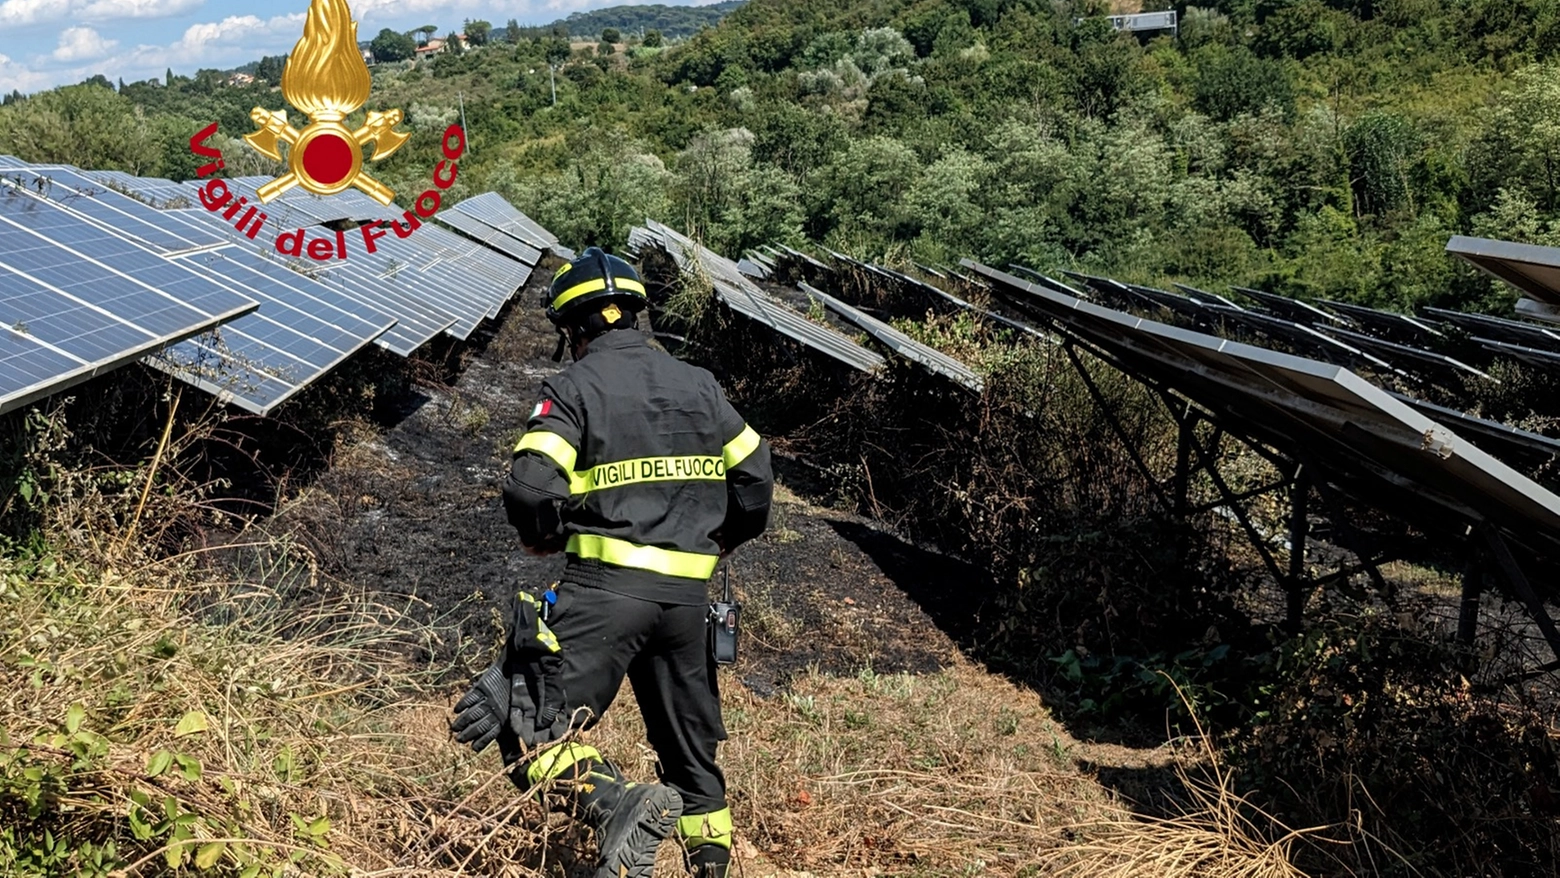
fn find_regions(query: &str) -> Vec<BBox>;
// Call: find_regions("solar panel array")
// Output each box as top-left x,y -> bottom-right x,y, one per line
1,158 -> 565,416
627,222 -> 885,373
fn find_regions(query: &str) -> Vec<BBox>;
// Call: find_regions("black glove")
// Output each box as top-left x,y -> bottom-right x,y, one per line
451,662 -> 520,759
451,588 -> 566,760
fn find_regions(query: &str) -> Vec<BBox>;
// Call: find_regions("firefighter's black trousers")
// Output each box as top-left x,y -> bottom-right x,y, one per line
513,581 -> 728,817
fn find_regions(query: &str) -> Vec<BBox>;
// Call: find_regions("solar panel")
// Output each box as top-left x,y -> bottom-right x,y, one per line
1230,285 -> 1344,326
634,221 -> 885,373
230,193 -> 488,339
0,168 -> 226,254
1421,306 -> 1560,352
0,200 -> 257,414
0,193 -> 257,336
435,209 -> 544,266
1316,324 -> 1496,385
1318,298 -> 1445,345
148,249 -> 397,415
447,193 -> 560,253
164,197 -> 454,354
1474,337 -> 1560,374
1170,283 -> 1248,311
962,260 -> 1560,559
1392,393 -> 1560,475
1447,235 -> 1560,325
1187,304 -> 1403,376
800,283 -> 983,392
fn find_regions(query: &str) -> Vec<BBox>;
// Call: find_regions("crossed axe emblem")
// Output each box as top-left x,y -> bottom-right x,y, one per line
245,108 -> 409,205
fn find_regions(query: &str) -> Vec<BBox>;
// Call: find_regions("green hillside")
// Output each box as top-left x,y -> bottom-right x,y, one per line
5,0 -> 1556,317
544,1 -> 746,39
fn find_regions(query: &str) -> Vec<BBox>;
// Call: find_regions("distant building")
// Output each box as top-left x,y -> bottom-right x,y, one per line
414,34 -> 469,58
361,47 -> 375,65
227,72 -> 255,86
1076,10 -> 1178,35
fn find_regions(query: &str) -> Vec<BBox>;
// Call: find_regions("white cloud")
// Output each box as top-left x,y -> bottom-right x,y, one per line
79,0 -> 202,21
0,52 -> 60,91
53,26 -> 118,61
0,0 -> 68,25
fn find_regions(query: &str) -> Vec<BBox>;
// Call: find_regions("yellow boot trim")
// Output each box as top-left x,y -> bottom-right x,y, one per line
676,807 -> 733,849
526,742 -> 601,787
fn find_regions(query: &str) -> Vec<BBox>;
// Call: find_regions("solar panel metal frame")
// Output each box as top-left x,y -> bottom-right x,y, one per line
1229,285 -> 1346,326
799,283 -> 983,393
1421,306 -> 1560,352
962,260 -> 1560,561
1474,336 -> 1560,373
1315,324 -> 1497,385
240,193 -> 488,338
635,222 -> 885,373
1447,235 -> 1560,324
0,168 -> 227,255
434,209 -> 544,266
1318,298 -> 1445,344
1391,392 -> 1560,474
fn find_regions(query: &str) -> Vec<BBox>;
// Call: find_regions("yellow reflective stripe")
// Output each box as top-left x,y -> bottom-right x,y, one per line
551,276 -> 647,311
677,808 -> 733,849
516,430 -> 578,474
526,742 -> 600,787
567,534 -> 718,580
576,455 -> 725,493
722,425 -> 761,469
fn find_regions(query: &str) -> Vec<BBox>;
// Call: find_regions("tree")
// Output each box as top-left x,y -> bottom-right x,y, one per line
643,29 -> 663,48
371,28 -> 415,62
545,37 -> 571,66
445,31 -> 465,55
599,40 -> 615,56
602,27 -> 621,43
465,19 -> 491,46
81,74 -> 113,90
255,54 -> 286,84
415,25 -> 437,44
506,18 -> 521,43
165,67 -> 175,87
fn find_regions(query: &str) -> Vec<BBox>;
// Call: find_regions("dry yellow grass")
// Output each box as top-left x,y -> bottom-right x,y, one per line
2,513 -> 1320,878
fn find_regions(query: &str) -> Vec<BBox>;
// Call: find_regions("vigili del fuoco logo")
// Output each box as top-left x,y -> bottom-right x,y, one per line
186,0 -> 465,261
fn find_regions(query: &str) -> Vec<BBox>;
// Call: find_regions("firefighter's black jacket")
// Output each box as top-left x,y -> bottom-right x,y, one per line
503,329 -> 774,605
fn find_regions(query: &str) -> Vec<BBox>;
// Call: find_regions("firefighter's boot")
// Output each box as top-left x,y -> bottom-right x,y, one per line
561,757 -> 683,878
678,808 -> 734,878
684,843 -> 732,878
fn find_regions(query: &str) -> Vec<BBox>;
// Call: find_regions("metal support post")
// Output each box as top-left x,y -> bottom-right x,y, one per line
1063,342 -> 1171,512
1287,465 -> 1309,632
1482,527 -> 1560,666
1455,545 -> 1482,648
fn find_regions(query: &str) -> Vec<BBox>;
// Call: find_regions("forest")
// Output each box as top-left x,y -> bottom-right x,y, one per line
4,0 -> 1560,320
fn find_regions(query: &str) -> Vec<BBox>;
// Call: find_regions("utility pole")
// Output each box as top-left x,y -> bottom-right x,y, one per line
458,90 -> 470,152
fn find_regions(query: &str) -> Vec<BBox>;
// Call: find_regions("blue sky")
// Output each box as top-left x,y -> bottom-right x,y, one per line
0,0 -> 718,94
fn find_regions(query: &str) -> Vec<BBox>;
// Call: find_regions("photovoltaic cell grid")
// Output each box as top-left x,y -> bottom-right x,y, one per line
448,192 -> 566,257
435,208 -> 544,267
236,177 -> 534,332
1,157 -> 564,415
1,176 -> 400,416
0,192 -> 258,415
2,166 -> 228,255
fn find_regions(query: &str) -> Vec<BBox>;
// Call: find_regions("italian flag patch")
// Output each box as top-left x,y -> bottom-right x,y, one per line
530,399 -> 553,420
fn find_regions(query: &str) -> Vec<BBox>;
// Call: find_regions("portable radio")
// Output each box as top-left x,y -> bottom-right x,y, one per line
709,567 -> 741,665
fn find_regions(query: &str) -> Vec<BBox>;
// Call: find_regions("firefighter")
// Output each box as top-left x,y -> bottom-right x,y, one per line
451,247 -> 773,878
